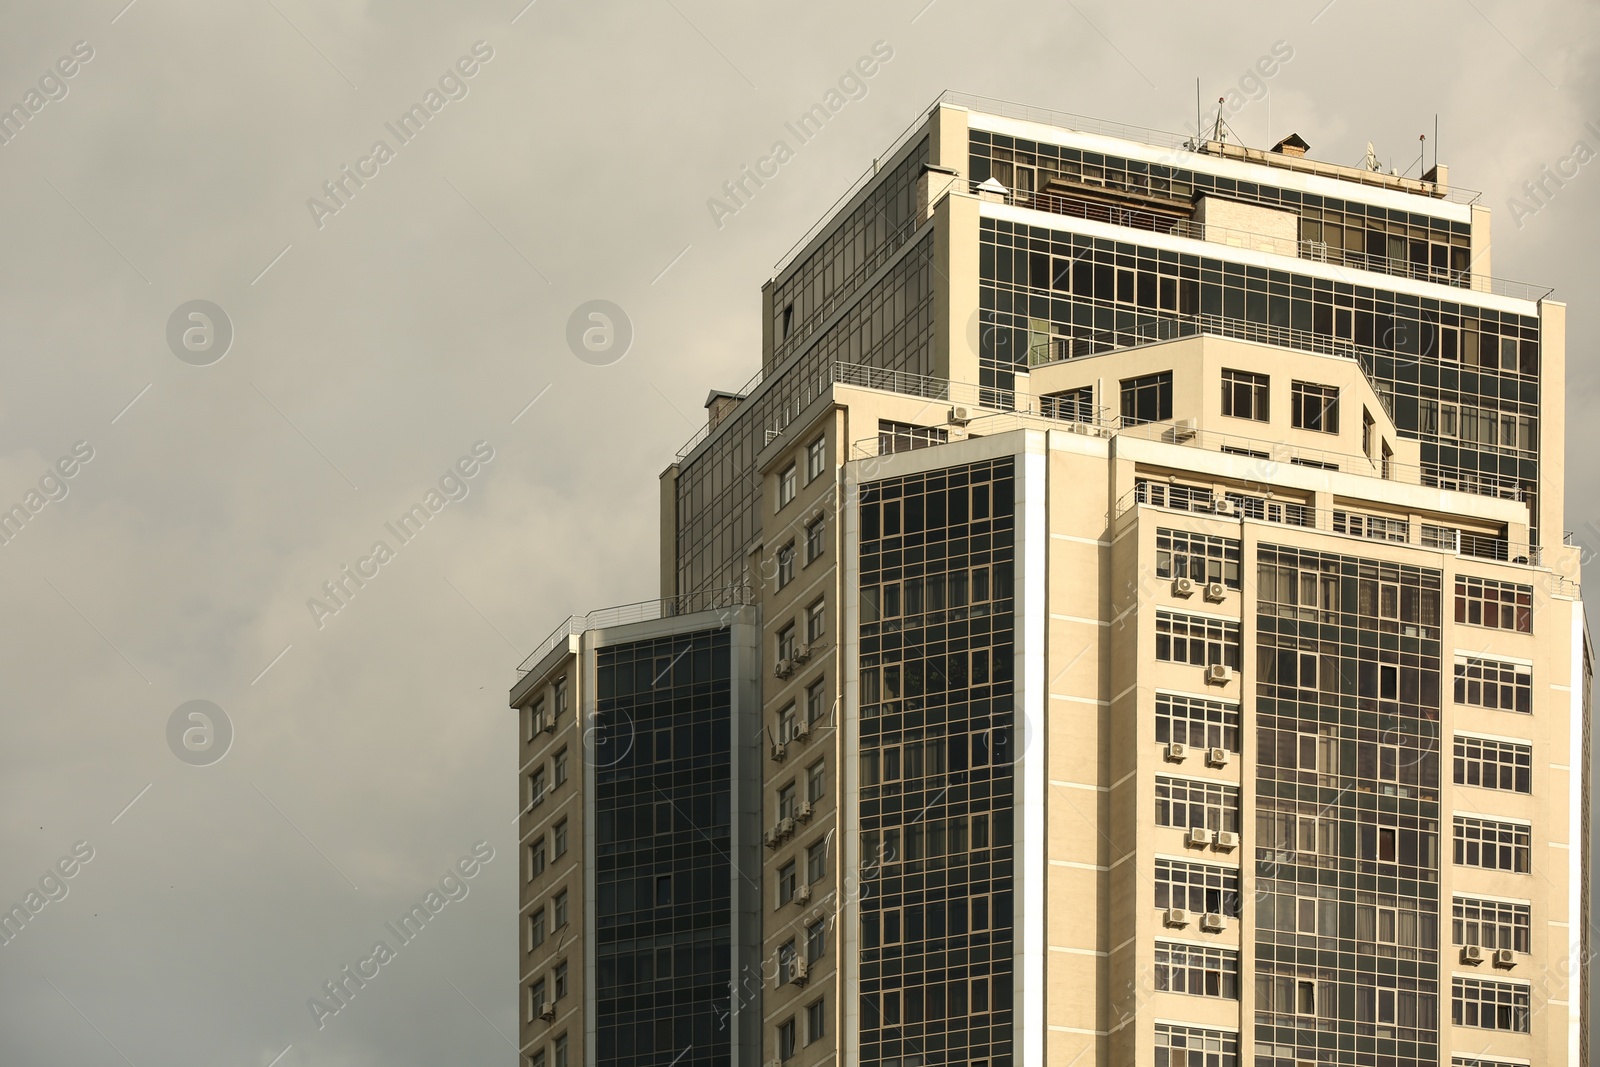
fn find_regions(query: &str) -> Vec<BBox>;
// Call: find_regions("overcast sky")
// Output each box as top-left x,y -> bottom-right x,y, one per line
0,1 -> 1596,1064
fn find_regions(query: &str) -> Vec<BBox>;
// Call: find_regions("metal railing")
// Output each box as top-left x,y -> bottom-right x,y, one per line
985,184 -> 1550,302
517,586 -> 754,676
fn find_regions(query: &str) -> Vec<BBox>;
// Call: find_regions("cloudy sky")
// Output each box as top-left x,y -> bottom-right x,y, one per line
0,1 -> 1596,1064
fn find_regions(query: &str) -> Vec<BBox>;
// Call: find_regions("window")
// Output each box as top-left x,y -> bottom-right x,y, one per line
1455,655 -> 1532,712
1453,815 -> 1531,873
1452,976 -> 1530,1032
807,759 -> 826,803
777,1017 -> 797,1059
1156,692 -> 1240,752
1455,575 -> 1533,632
806,680 -> 826,725
806,598 -> 825,643
553,677 -> 567,716
529,767 -> 547,807
777,623 -> 796,662
807,839 -> 827,883
1154,611 -> 1241,668
554,889 -> 569,927
553,960 -> 568,1000
553,1034 -> 568,1067
1453,896 -> 1531,953
1155,529 -> 1242,587
777,703 -> 797,744
877,419 -> 948,454
778,781 -> 797,821
531,1052 -> 545,1067
528,978 -> 546,1019
1154,1022 -> 1237,1067
1362,406 -> 1375,456
529,906 -> 546,949
805,998 -> 825,1043
804,513 -> 825,563
529,696 -> 544,742
1155,858 -> 1240,915
778,463 -> 797,508
529,838 -> 546,879
554,818 -> 569,857
781,303 -> 794,338
806,917 -> 826,962
552,747 -> 568,787
778,939 -> 798,984
777,541 -> 796,588
1291,380 -> 1339,433
1221,368 -> 1268,421
1333,509 -> 1409,542
806,436 -> 826,481
1154,941 -> 1239,998
1453,735 -> 1532,793
1156,776 -> 1240,832
778,861 -> 797,905
1120,370 -> 1173,425
655,874 -> 671,905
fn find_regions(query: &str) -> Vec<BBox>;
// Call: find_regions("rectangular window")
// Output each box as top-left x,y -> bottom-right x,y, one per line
529,696 -> 544,743
777,542 -> 796,588
1453,896 -> 1532,953
529,979 -> 546,1019
1154,610 -> 1241,668
1155,776 -> 1241,832
1154,857 -> 1241,915
1455,575 -> 1533,632
1454,655 -> 1532,713
778,463 -> 797,508
878,419 -> 948,454
1153,941 -> 1239,999
529,906 -> 546,950
1453,735 -> 1533,793
554,961 -> 568,1000
553,818 -> 569,858
1221,368 -> 1269,421
554,1035 -> 567,1067
1453,815 -> 1531,873
806,680 -> 827,725
807,839 -> 827,884
530,767 -> 547,807
1291,380 -> 1340,433
777,704 -> 797,745
807,759 -> 825,803
806,917 -> 826,962
553,747 -> 569,786
1154,1023 -> 1237,1067
777,623 -> 796,662
1155,529 -> 1242,587
778,861 -> 797,905
1451,976 -> 1531,1032
805,514 -> 825,563
779,782 -> 797,820
554,889 -> 568,927
805,998 -> 826,1043
1155,692 -> 1240,752
806,436 -> 826,481
1120,371 -> 1173,425
806,598 -> 825,643
1333,509 -> 1410,542
778,1017 -> 797,1059
529,838 -> 546,879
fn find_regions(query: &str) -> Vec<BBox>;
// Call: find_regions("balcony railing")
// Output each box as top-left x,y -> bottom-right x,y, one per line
517,586 -> 755,676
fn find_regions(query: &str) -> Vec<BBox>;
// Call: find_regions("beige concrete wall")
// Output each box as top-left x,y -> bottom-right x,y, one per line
1195,195 -> 1300,256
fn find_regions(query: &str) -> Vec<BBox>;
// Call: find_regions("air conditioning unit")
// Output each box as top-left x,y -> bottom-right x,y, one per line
1460,945 -> 1485,965
1206,747 -> 1229,768
771,740 -> 788,762
797,801 -> 814,822
539,1003 -> 555,1020
1214,830 -> 1240,851
794,643 -> 813,663
541,710 -> 556,733
774,659 -> 794,678
1493,948 -> 1516,968
1173,418 -> 1198,442
1186,827 -> 1214,848
794,719 -> 811,741
1201,912 -> 1227,932
950,405 -> 972,425
1204,581 -> 1227,602
778,817 -> 795,838
795,882 -> 812,905
1213,498 -> 1237,517
1165,741 -> 1188,763
1163,907 -> 1191,928
1172,576 -> 1197,597
793,957 -> 810,984
1205,663 -> 1234,685
764,828 -> 780,849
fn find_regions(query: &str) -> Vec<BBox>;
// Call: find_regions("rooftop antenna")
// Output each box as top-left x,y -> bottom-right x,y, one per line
1194,78 -> 1201,147
1362,141 -> 1381,172
1434,113 -> 1439,173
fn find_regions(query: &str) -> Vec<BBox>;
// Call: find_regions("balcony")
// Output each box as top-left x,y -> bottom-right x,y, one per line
517,587 -> 755,676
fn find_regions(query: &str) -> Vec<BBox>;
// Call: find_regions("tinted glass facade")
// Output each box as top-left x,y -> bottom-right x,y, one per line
857,458 -> 1017,1066
1254,545 -> 1444,1067
594,628 -> 734,1067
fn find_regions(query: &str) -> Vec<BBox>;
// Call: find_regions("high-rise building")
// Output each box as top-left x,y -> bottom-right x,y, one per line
512,92 -> 1590,1067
